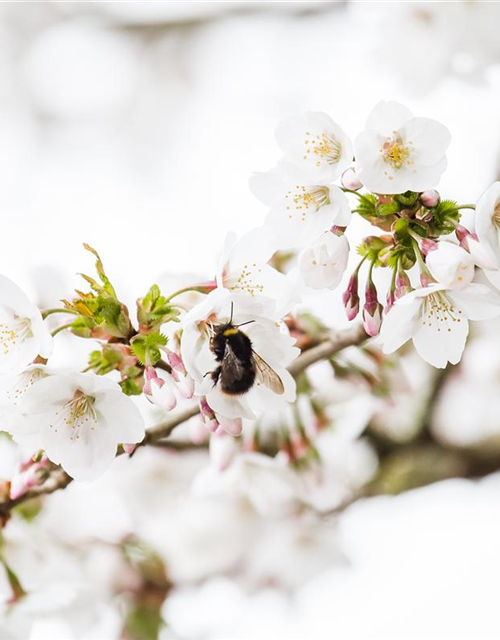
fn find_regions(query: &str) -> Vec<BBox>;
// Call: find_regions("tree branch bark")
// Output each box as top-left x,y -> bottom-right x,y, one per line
0,324 -> 369,518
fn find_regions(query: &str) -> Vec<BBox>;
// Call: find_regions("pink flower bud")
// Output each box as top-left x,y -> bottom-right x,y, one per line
165,349 -> 187,382
420,189 -> 440,208
362,281 -> 382,336
217,415 -> 243,437
395,271 -> 412,299
342,273 -> 360,321
385,289 -> 395,314
341,167 -> 363,191
420,238 -> 438,256
456,225 -> 498,270
362,303 -> 383,336
199,398 -> 220,433
330,225 -> 347,236
10,460 -> 49,500
420,272 -> 435,287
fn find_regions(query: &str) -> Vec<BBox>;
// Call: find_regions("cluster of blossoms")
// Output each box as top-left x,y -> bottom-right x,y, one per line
1,100 -> 500,496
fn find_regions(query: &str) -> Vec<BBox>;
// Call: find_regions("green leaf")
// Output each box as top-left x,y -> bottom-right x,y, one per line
131,332 -> 168,366
83,243 -> 117,297
137,284 -> 182,331
395,191 -> 419,207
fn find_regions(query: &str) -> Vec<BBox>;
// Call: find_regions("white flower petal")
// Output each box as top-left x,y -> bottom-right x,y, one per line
449,283 -> 500,320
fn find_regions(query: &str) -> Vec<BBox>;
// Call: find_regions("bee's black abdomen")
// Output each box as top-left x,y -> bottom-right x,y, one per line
220,364 -> 255,395
210,323 -> 256,395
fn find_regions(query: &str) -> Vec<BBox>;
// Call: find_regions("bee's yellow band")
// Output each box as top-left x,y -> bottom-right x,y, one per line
223,328 -> 239,336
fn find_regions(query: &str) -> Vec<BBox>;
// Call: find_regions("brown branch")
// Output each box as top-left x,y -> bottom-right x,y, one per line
0,324 -> 369,518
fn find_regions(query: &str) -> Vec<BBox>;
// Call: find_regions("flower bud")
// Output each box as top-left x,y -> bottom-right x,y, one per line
456,225 -> 498,270
143,366 -> 177,411
362,281 -> 383,336
342,272 -> 360,320
217,415 -> 243,437
426,241 -> 474,290
10,459 -> 49,500
420,189 -> 440,208
395,270 -> 412,299
200,398 -> 220,432
420,238 -> 438,256
341,167 -> 363,191
385,289 -> 395,314
165,349 -> 187,382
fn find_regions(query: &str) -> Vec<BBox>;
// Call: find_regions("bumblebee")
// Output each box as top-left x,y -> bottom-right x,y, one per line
207,304 -> 284,396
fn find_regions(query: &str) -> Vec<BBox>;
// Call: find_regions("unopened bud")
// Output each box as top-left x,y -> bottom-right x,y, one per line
165,349 -> 187,382
385,289 -> 395,314
143,366 -> 177,411
456,225 -> 498,270
341,167 -> 363,191
420,238 -> 438,256
362,280 -> 383,336
420,189 -> 440,208
200,398 -> 220,433
395,270 -> 412,299
342,273 -> 360,321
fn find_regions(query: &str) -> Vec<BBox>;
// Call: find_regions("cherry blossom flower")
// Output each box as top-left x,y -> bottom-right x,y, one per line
354,101 -> 450,194
181,288 -> 299,424
475,181 -> 500,268
275,112 -> 353,183
379,283 -> 500,368
0,275 -> 52,374
298,231 -> 349,290
426,241 -> 475,290
216,228 -> 297,316
8,371 -> 145,481
250,168 -> 351,250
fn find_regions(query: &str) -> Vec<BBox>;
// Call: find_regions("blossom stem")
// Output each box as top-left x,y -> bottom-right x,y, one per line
41,308 -> 79,320
51,322 -> 74,337
164,284 -> 216,303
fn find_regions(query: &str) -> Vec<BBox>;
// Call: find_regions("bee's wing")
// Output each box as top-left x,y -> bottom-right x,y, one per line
220,342 -> 248,384
252,351 -> 284,395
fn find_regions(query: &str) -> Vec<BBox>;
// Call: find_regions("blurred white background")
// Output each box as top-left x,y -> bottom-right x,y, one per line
3,2 -> 500,639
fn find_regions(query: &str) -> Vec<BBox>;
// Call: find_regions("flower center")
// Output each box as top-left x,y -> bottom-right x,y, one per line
492,202 -> 500,230
303,131 -> 342,167
51,390 -> 98,440
225,263 -> 264,296
421,292 -> 463,332
6,368 -> 47,405
0,316 -> 32,356
381,131 -> 414,174
285,186 -> 329,221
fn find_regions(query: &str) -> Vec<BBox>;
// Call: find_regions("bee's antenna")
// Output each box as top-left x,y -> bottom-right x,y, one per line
230,301 -> 234,324
236,320 -> 255,328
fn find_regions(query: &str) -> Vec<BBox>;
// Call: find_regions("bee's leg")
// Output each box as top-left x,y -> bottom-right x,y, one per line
211,367 -> 221,387
203,368 -> 221,388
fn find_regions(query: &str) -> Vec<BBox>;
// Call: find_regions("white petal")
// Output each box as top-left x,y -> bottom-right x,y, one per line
402,117 -> 451,165
365,101 -> 413,136
412,313 -> 468,368
449,283 -> 500,320
379,293 -> 423,354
